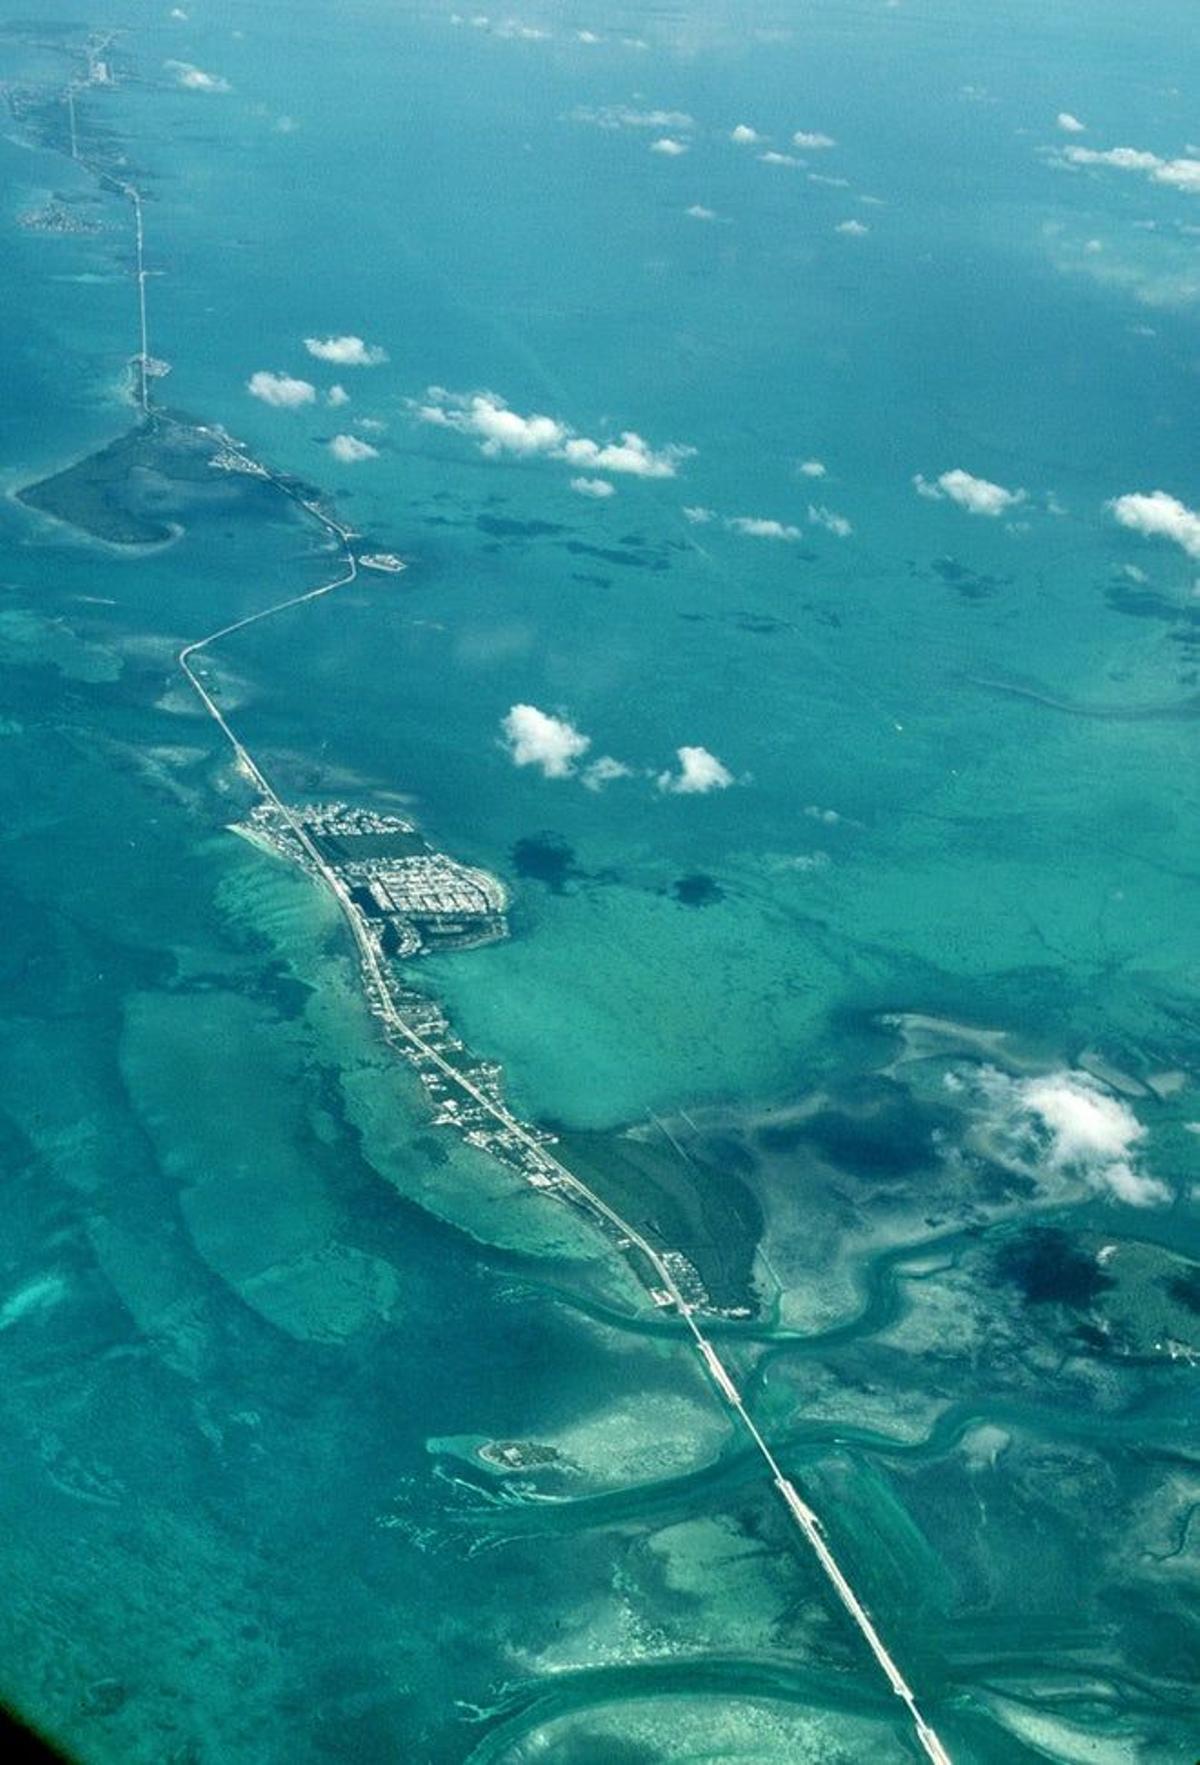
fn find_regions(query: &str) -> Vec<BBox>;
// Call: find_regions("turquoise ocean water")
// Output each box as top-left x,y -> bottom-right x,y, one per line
1,1 -> 1198,1759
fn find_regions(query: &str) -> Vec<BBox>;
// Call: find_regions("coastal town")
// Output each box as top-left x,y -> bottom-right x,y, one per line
238,801 -> 509,956
17,199 -> 100,235
234,801 -> 558,1169
0,22 -> 967,1758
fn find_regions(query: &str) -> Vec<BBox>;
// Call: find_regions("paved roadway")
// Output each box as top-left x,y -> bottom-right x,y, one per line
177,484 -> 952,1765
49,51 -> 952,1758
129,182 -> 149,414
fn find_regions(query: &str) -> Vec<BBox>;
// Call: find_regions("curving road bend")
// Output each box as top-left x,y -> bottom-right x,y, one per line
176,484 -> 953,1765
60,47 -> 951,1757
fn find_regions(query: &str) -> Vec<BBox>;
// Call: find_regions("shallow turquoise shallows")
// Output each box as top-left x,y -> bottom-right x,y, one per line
0,1 -> 1198,1761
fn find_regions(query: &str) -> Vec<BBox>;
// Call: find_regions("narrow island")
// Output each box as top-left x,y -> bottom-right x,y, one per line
0,26 -> 958,1759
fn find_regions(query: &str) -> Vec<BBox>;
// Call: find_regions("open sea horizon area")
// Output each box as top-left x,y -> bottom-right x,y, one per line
0,2 -> 1197,1761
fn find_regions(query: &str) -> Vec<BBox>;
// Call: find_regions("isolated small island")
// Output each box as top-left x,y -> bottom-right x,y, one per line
477,1439 -> 570,1472
16,412 -> 401,560
16,421 -> 203,546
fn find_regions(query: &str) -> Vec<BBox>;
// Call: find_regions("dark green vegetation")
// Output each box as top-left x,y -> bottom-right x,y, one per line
1167,1264 -> 1200,1313
994,1226 -> 1115,1309
311,828 -> 427,862
16,415 -> 330,550
5,1 -> 1200,1758
18,420 -> 218,546
552,1123 -> 763,1312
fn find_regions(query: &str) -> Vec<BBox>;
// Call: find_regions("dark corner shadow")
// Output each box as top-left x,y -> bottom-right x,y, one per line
0,1704 -> 75,1764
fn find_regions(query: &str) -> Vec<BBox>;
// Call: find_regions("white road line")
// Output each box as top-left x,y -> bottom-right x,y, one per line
176,470 -> 953,1764
44,57 -> 953,1758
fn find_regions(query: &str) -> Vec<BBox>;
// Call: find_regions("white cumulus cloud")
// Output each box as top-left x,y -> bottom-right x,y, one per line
798,459 -> 827,478
794,129 -> 836,149
914,468 -> 1025,517
571,106 -> 694,131
582,755 -> 632,790
651,137 -> 689,157
836,219 -> 869,236
489,18 -> 551,40
1057,111 -> 1086,133
1061,143 -> 1200,194
759,150 -> 799,167
326,384 -> 350,408
570,475 -> 615,498
1155,160 -> 1200,192
727,515 -> 802,540
560,432 -> 691,478
682,505 -> 715,523
1065,145 -> 1161,171
414,390 -> 693,479
304,335 -> 388,366
247,370 -> 317,408
165,59 -> 230,92
501,704 -> 590,778
686,203 -> 717,221
419,392 -> 566,455
808,503 -> 852,537
730,123 -> 761,144
1015,1073 -> 1167,1206
1108,489 -> 1200,559
657,745 -> 735,795
329,433 -> 379,462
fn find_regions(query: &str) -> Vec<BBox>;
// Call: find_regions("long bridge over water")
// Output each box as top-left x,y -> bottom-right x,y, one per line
47,41 -> 953,1762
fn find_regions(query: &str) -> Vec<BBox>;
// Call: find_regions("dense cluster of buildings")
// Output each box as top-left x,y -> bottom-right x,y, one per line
238,801 -> 509,958
17,201 -> 100,235
235,803 -> 720,1302
351,857 -> 507,953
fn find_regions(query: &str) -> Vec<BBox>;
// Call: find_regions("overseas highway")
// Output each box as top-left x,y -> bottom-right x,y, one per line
176,474 -> 952,1765
47,42 -> 953,1762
